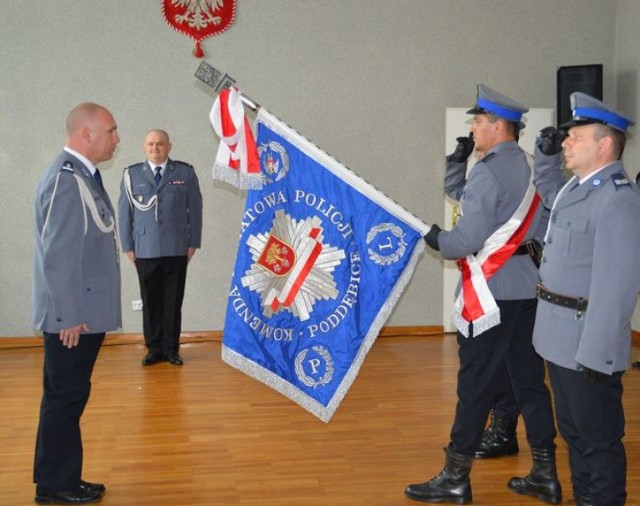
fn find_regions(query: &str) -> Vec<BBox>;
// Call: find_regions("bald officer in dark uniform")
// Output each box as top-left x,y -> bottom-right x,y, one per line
405,84 -> 559,504
32,103 -> 121,504
119,130 -> 203,367
533,93 -> 640,506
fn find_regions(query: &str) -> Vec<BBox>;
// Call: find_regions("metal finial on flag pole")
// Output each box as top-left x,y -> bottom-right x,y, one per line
194,61 -> 260,111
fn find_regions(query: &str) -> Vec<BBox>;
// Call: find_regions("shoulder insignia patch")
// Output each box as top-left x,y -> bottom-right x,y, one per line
611,173 -> 631,189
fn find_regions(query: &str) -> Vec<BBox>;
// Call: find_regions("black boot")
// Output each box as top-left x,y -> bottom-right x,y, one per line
405,447 -> 473,504
507,447 -> 562,504
474,409 -> 519,459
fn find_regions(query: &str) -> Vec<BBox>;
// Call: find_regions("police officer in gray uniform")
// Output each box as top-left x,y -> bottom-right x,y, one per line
406,84 -> 559,504
446,141 -> 523,461
533,93 -> 640,506
118,129 -> 203,366
32,103 -> 122,504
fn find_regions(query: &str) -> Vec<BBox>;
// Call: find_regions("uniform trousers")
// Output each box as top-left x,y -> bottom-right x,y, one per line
492,363 -> 519,419
449,298 -> 556,455
547,362 -> 626,506
135,255 -> 188,357
34,332 -> 104,490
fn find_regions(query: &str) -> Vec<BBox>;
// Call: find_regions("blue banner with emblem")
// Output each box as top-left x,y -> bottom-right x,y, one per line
221,109 -> 429,422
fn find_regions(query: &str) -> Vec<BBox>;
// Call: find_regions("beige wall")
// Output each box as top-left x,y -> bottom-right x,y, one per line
1,0 -> 634,337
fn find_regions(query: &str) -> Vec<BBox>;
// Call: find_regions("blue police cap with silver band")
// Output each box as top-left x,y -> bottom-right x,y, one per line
562,92 -> 635,133
466,83 -> 529,128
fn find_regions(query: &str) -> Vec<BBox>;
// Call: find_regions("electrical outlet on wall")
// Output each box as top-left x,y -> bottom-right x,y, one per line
132,300 -> 143,311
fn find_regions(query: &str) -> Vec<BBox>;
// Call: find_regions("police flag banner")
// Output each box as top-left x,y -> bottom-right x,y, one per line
221,109 -> 429,422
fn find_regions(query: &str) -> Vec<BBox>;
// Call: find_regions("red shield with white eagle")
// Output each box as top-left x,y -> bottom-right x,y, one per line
162,0 -> 236,58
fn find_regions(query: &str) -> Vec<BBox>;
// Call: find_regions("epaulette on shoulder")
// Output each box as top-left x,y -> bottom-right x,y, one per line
611,173 -> 632,190
125,162 -> 144,172
60,160 -> 75,174
174,160 -> 194,169
478,152 -> 496,164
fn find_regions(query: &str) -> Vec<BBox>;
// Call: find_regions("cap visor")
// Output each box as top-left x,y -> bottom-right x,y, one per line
466,106 -> 485,115
560,119 -> 598,130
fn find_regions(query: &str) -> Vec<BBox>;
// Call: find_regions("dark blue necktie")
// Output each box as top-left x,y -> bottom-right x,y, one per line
154,167 -> 162,184
94,168 -> 104,190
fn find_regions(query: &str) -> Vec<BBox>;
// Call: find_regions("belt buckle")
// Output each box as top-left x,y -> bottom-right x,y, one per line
525,240 -> 535,257
575,297 -> 585,321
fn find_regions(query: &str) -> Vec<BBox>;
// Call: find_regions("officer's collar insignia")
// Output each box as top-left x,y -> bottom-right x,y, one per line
77,165 -> 92,179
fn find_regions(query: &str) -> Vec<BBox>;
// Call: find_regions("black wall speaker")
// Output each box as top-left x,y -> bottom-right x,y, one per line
556,64 -> 603,127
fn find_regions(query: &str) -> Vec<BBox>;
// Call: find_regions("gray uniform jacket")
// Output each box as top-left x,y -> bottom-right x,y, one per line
118,159 -> 203,259
439,140 -> 543,300
32,151 -> 122,333
533,147 -> 640,374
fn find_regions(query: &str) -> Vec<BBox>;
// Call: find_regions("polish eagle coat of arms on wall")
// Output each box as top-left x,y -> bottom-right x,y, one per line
162,0 -> 236,57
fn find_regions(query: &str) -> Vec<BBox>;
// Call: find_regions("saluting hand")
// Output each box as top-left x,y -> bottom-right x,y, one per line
447,133 -> 475,163
59,323 -> 89,348
537,127 -> 567,156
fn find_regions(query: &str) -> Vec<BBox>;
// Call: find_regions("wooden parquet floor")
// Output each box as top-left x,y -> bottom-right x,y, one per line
1,334 -> 639,505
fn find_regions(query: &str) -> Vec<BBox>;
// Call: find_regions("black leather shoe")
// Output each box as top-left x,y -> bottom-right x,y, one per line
35,486 -> 102,504
166,353 -> 184,366
78,481 -> 105,494
142,352 -> 163,366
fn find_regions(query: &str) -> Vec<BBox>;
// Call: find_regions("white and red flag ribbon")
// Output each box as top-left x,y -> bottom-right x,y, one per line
452,164 -> 540,337
210,87 -> 262,189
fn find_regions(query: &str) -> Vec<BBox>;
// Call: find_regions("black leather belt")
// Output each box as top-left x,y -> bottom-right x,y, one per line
474,241 -> 538,256
536,284 -> 588,317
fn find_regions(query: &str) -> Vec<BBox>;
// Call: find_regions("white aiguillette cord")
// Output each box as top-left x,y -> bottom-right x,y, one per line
543,175 -> 578,243
41,172 -> 116,241
123,167 -> 159,221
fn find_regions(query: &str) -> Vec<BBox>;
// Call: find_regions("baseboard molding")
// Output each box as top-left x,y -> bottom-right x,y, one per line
0,325 -> 445,350
4,327 -> 638,351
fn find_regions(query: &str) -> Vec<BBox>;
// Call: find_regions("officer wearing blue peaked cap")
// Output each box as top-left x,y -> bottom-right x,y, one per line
411,81 -> 560,504
532,90 -> 640,505
562,91 -> 635,133
467,83 -> 529,129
